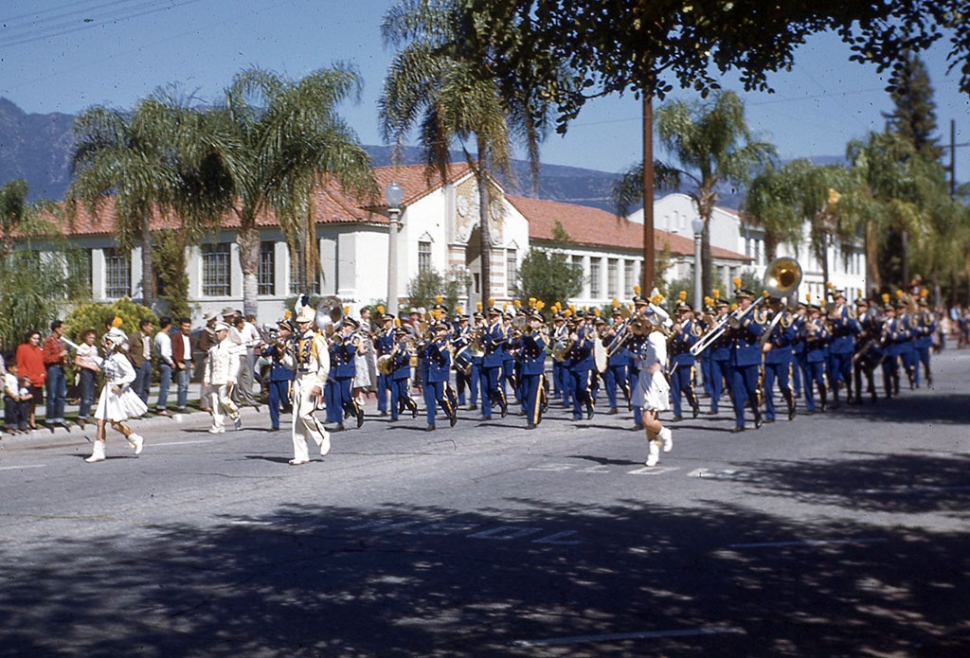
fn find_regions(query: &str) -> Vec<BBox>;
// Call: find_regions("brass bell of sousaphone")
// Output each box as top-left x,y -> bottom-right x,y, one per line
762,257 -> 802,300
314,295 -> 344,335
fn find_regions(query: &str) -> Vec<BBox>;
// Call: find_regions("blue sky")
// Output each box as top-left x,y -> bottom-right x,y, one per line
2,0 -> 969,181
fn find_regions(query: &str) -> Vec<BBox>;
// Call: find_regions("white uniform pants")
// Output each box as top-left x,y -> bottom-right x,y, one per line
291,376 -> 330,462
210,383 -> 239,429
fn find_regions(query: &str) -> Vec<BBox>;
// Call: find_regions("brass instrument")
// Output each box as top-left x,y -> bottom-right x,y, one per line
691,257 -> 802,357
314,296 -> 344,336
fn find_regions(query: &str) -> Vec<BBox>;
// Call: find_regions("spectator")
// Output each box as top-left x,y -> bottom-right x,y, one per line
128,318 -> 154,405
3,356 -> 30,433
153,316 -> 175,416
196,312 -> 219,412
74,328 -> 101,429
172,318 -> 195,413
15,330 -> 45,430
42,320 -> 70,431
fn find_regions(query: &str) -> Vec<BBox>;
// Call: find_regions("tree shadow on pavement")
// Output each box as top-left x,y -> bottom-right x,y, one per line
1,496 -> 969,657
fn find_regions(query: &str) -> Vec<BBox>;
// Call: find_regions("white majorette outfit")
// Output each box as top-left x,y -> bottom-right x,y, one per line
85,329 -> 147,462
632,320 -> 673,467
204,323 -> 241,433
282,306 -> 331,465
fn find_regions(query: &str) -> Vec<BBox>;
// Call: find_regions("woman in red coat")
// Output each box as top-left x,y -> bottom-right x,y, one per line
16,330 -> 45,429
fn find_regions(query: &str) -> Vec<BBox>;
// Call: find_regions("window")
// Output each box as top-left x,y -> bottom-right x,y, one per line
590,258 -> 601,297
506,248 -> 517,294
258,242 -> 275,296
201,243 -> 231,297
104,248 -> 130,298
289,252 -> 321,295
418,241 -> 432,273
607,258 -> 618,298
624,260 -> 634,295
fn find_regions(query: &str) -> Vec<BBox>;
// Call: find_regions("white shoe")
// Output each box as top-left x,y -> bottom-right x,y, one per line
646,440 -> 660,467
85,441 -> 106,463
128,433 -> 144,455
319,431 -> 332,456
659,427 -> 673,453
288,458 -> 308,466
233,416 -> 242,430
208,426 -> 225,434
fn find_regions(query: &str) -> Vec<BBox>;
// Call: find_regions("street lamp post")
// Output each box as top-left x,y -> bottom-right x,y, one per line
691,218 -> 704,313
385,181 -> 404,317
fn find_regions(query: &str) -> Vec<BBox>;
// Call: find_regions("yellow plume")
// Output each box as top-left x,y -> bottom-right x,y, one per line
376,305 -> 384,315
855,289 -> 862,298
394,318 -> 401,328
503,303 -> 509,313
805,293 -> 812,303
594,308 -> 601,317
612,298 -> 619,308
826,282 -> 834,290
633,285 -> 641,296
895,289 -> 903,300
283,310 -> 291,320
920,288 -> 928,299
488,298 -> 495,308
435,295 -> 442,304
528,297 -> 536,308
882,293 -> 890,304
712,289 -> 720,300
455,305 -> 463,314
731,303 -> 738,312
514,299 -> 521,309
678,290 -> 687,302
564,308 -> 573,318
732,276 -> 741,289
343,305 -> 349,316
477,301 -> 483,312
536,301 -> 545,311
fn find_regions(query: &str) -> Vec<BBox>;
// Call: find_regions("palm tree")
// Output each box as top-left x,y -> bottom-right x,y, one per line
209,67 -> 377,310
741,163 -> 805,263
380,0 -> 557,301
68,89 -> 225,308
614,91 -> 776,295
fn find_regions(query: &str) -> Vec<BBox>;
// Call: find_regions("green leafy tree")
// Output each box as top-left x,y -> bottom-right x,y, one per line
152,230 -> 192,319
882,51 -> 943,162
742,163 -> 807,263
63,298 -> 159,346
406,268 -> 466,313
514,249 -> 583,311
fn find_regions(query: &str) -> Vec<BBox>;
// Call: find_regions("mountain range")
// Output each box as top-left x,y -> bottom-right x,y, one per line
0,97 -> 774,212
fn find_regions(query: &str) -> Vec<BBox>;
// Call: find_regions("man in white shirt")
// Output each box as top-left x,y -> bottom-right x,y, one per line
203,322 -> 241,433
153,317 -> 175,416
282,305 -> 331,465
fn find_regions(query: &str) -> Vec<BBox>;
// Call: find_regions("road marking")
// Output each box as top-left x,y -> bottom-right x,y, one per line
629,465 -> 679,475
512,625 -> 744,647
149,439 -> 214,447
728,538 -> 887,549
467,526 -> 544,540
0,464 -> 47,471
527,463 -> 573,472
532,530 -> 582,545
859,485 -> 970,495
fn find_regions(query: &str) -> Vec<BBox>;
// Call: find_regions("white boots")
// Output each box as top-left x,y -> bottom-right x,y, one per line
646,427 -> 673,467
128,433 -> 144,455
85,441 -> 106,463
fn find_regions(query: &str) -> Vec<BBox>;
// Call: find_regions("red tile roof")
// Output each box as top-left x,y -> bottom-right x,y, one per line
506,195 -> 750,261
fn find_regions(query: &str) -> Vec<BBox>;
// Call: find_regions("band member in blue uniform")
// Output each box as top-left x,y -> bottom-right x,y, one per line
469,310 -> 486,410
515,308 -> 548,429
325,317 -> 364,431
895,299 -> 918,389
668,302 -> 702,421
481,305 -> 508,419
261,316 -> 295,431
699,299 -> 716,399
551,311 -> 572,409
852,297 -> 881,404
913,297 -> 935,387
565,310 -> 596,420
727,288 -> 766,432
389,326 -> 418,421
602,306 -> 632,414
881,300 -> 907,397
452,313 -> 474,407
708,299 -> 732,415
502,310 -> 518,403
374,312 -> 396,416
761,297 -> 796,422
825,288 -> 861,408
801,303 -> 830,413
423,321 -> 458,431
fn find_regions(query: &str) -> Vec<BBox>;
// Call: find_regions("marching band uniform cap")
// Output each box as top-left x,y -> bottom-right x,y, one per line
808,303 -> 821,312
529,309 -> 545,322
883,302 -> 895,312
855,298 -> 869,307
831,288 -> 846,299
675,302 -> 693,313
277,316 -> 292,330
295,306 -> 315,323
735,288 -> 754,300
715,299 -> 730,308
894,300 -> 907,310
766,296 -> 781,304
342,317 -> 360,329
473,311 -> 485,321
632,295 -> 649,306
611,307 -> 623,316
393,326 -> 407,336
487,306 -> 502,316
593,315 -> 606,325
434,321 -> 450,332
381,313 -> 396,322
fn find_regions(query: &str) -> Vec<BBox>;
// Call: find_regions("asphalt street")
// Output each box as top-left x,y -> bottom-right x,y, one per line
1,351 -> 969,657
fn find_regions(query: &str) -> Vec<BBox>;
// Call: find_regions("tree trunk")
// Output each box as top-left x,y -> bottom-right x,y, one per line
237,221 -> 260,319
476,140 -> 491,303
641,93 -> 655,293
141,214 -> 155,309
701,220 -> 713,296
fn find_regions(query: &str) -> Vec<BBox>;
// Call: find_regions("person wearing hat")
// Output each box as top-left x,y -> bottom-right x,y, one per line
85,328 -> 147,462
452,313 -> 475,409
501,310 -> 520,404
725,288 -> 766,432
630,314 -> 673,467
880,301 -> 907,397
704,299 -> 733,417
281,305 -> 331,464
801,303 -> 829,414
196,311 -> 220,412
600,308 -> 632,416
260,317 -> 295,431
325,317 -> 364,431
203,322 -> 243,434
517,310 -> 548,428
421,321 -> 458,431
374,312 -> 397,416
666,302 -> 702,421
761,297 -> 797,423
913,297 -> 935,387
564,310 -> 596,421
480,305 -> 509,419
894,299 -> 918,390
825,287 -> 861,408
851,297 -> 881,404
466,311 -> 487,411
550,312 -> 570,407
388,326 -> 419,421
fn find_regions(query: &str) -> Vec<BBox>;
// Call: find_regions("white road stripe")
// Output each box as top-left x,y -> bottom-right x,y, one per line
148,439 -> 214,447
512,625 -> 744,647
0,464 -> 47,471
729,538 -> 886,549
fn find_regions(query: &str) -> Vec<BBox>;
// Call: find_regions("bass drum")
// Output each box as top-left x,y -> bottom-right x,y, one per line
377,354 -> 395,375
453,348 -> 473,376
593,337 -> 609,374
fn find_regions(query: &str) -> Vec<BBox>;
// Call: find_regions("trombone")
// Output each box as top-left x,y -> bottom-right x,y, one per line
690,257 -> 802,357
